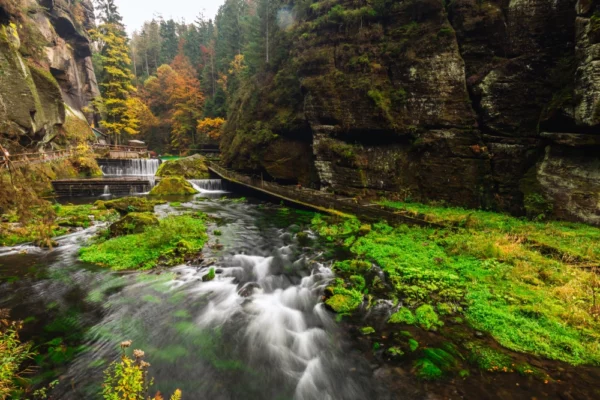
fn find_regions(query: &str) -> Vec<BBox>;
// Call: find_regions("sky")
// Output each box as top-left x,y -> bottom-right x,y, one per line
114,0 -> 225,34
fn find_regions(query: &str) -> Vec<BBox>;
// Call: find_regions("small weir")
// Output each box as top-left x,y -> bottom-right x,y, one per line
189,179 -> 225,193
97,158 -> 160,176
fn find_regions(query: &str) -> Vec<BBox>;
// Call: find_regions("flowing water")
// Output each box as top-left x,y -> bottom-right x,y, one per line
0,192 -> 387,399
189,179 -> 225,193
98,159 -> 160,177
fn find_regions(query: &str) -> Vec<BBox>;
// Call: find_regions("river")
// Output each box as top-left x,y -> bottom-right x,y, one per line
0,184 -> 389,399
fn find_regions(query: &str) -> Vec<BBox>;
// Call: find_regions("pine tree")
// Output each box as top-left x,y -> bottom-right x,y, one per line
91,0 -> 137,143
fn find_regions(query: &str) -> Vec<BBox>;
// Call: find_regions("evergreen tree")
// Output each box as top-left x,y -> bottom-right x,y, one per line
95,0 -> 125,30
159,19 -> 179,65
91,19 -> 137,143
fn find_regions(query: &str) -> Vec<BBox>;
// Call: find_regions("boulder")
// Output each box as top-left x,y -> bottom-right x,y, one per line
109,212 -> 159,237
98,197 -> 166,214
150,177 -> 199,196
156,154 -> 209,179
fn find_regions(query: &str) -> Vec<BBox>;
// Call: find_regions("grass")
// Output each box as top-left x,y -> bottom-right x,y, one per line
312,206 -> 600,366
380,200 -> 600,263
79,214 -> 208,271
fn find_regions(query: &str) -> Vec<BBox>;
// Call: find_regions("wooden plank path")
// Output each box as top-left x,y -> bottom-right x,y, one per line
208,162 -> 438,227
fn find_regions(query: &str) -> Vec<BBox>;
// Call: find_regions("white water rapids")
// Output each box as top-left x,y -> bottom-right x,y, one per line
0,197 -> 383,400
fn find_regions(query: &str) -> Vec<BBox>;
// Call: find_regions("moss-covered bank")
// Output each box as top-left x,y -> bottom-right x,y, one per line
0,203 -> 119,247
79,213 -> 208,271
312,202 -> 600,381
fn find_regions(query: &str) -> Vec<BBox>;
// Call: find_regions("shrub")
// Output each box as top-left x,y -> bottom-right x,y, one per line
103,341 -> 181,400
0,312 -> 35,398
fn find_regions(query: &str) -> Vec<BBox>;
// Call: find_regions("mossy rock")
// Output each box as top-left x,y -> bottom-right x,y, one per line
156,154 -> 209,179
109,212 -> 159,237
150,177 -> 199,196
99,197 -> 166,215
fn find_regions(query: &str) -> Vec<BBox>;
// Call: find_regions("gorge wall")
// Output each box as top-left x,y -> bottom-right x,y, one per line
0,0 -> 99,152
221,0 -> 600,225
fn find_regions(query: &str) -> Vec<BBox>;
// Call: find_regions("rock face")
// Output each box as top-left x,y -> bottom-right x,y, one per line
222,0 -> 600,225
0,0 -> 99,150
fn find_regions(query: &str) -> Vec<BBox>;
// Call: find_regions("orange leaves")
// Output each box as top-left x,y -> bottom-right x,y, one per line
197,117 -> 226,140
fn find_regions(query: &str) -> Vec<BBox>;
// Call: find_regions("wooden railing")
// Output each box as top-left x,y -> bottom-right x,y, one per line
0,147 -> 83,168
92,144 -> 148,153
208,162 -> 437,227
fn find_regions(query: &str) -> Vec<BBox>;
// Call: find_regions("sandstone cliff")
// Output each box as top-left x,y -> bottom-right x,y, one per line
0,0 -> 99,151
221,0 -> 600,225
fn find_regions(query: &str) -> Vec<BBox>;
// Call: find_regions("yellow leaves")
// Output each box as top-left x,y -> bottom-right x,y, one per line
197,117 -> 226,140
102,342 -> 182,400
229,54 -> 246,76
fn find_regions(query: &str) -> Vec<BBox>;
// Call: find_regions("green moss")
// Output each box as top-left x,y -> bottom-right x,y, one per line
415,304 -> 443,331
202,267 -> 216,282
408,338 -> 419,352
387,347 -> 404,358
360,326 -> 375,335
388,308 -> 416,325
155,154 -> 209,179
312,207 -> 600,365
100,197 -> 166,215
150,177 -> 198,196
325,278 -> 364,313
79,214 -> 208,270
465,343 -> 513,371
109,212 -> 159,237
414,359 -> 442,380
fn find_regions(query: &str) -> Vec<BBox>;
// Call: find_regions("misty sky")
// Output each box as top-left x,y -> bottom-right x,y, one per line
114,0 -> 225,34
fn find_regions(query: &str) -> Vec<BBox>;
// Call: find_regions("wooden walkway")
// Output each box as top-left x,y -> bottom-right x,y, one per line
208,162 -> 437,227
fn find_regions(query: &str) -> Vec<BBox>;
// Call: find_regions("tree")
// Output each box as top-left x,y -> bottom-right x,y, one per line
168,49 -> 204,150
95,0 -> 124,29
159,19 -> 179,65
91,22 -> 137,143
197,117 -> 225,142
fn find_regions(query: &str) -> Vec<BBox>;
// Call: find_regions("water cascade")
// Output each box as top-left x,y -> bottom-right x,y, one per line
97,159 -> 160,176
189,179 -> 225,193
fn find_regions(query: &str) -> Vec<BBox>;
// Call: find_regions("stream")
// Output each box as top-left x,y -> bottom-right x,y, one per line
0,185 -> 388,399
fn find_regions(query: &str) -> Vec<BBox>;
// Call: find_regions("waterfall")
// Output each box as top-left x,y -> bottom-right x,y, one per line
189,179 -> 225,193
103,185 -> 110,195
98,159 -> 160,176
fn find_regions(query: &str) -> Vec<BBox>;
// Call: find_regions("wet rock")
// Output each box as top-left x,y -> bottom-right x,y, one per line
99,197 -> 166,215
150,177 -> 198,196
238,282 -> 260,297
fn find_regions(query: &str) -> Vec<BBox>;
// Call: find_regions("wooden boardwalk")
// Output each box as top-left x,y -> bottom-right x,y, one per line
208,163 -> 437,227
